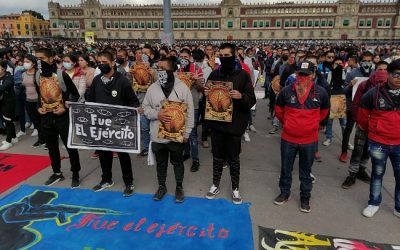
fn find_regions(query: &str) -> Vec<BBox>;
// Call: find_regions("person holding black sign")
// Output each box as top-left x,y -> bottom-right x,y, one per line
87,51 -> 140,197
142,57 -> 194,203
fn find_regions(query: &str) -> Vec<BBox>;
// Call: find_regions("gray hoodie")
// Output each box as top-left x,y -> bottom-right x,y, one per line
142,77 -> 194,144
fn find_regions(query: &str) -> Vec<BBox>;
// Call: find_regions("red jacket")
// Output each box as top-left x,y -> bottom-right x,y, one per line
275,82 -> 330,144
358,83 -> 400,145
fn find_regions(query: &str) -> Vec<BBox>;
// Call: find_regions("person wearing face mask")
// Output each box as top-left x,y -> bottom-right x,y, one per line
204,43 -> 256,205
340,51 -> 375,182
179,49 -> 204,172
116,49 -> 133,77
87,51 -> 140,197
62,53 -> 86,102
78,54 -> 96,89
341,61 -> 389,189
358,59 -> 400,218
143,57 -> 194,203
21,55 -> 46,148
0,60 -> 17,151
273,60 -> 329,213
35,47 -> 82,188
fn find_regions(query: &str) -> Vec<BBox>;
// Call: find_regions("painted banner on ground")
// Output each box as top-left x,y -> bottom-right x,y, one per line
0,185 -> 253,250
259,226 -> 399,250
67,102 -> 140,153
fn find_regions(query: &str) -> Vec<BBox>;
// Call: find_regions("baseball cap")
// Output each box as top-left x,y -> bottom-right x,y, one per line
297,60 -> 315,75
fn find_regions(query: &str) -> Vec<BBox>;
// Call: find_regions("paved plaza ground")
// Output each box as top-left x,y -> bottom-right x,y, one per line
1,97 -> 399,248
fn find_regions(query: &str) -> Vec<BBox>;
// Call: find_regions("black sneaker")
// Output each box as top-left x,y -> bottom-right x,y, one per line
92,180 -> 114,192
183,154 -> 190,162
123,184 -> 135,197
300,198 -> 311,213
190,160 -> 200,172
44,173 -> 65,186
273,194 -> 290,205
138,149 -> 148,157
175,187 -> 185,203
342,173 -> 356,189
71,178 -> 80,189
153,185 -> 167,201
356,169 -> 371,183
32,140 -> 45,148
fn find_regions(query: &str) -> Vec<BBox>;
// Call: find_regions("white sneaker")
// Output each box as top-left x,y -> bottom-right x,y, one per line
362,205 -> 380,218
232,188 -> 242,205
394,209 -> 400,218
25,122 -> 32,129
16,131 -> 26,138
348,143 -> 354,150
205,185 -> 220,200
0,142 -> 12,151
2,138 -> 18,144
323,139 -> 332,146
249,125 -> 257,133
29,124 -> 34,130
31,129 -> 38,137
243,132 -> 251,142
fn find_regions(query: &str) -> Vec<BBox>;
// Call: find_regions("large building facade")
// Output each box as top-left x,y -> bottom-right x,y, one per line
0,12 -> 50,39
48,0 -> 400,40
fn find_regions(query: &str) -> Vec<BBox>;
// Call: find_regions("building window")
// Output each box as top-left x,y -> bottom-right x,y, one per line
114,22 -> 119,29
247,32 -> 251,38
377,19 -> 383,26
265,21 -> 270,27
275,21 -> 281,27
307,20 -> 313,27
366,20 -> 371,26
271,31 -> 275,37
173,22 -> 178,29
106,22 -> 111,29
91,22 -> 96,28
259,21 -> 264,27
358,30 -> 362,36
343,19 -> 350,26
140,22 -> 145,29
134,22 -> 139,29
385,19 -> 391,26
68,23 -> 73,29
292,21 -> 297,27
52,23 -> 57,28
154,22 -> 158,29
200,21 -> 205,28
120,22 -> 125,29
127,22 -> 132,29
187,22 -> 191,28
300,20 -> 305,27
321,20 -> 326,27
284,21 -> 289,27
214,22 -> 218,28
207,22 -> 212,28
253,21 -> 258,28
359,20 -> 365,27
314,20 -> 319,27
327,30 -> 332,36
227,21 -> 233,28
161,22 -> 164,29
193,22 -> 198,28
147,22 -> 152,28
241,21 -> 247,28
328,20 -> 334,26
180,21 -> 185,29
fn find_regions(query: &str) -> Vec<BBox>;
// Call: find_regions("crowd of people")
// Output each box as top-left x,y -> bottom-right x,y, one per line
0,39 -> 399,217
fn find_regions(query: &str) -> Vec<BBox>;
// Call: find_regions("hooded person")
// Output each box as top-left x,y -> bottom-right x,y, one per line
274,60 -> 330,213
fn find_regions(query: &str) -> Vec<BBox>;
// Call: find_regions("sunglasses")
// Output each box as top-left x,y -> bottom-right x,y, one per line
390,72 -> 400,78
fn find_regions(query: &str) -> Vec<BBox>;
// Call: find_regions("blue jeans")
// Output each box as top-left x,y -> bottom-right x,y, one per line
185,109 -> 199,161
368,140 -> 400,212
325,118 -> 346,140
279,139 -> 315,199
140,114 -> 150,151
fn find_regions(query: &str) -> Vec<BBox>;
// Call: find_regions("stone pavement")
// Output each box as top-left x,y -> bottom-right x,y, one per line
1,97 -> 399,248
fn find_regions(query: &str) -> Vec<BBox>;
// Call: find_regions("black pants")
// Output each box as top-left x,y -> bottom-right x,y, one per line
3,117 -> 16,143
341,110 -> 355,153
152,142 -> 185,187
211,130 -> 242,190
98,150 -> 133,185
41,113 -> 81,174
26,101 -> 44,142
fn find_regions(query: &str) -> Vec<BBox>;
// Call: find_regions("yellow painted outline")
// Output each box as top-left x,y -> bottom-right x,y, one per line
0,190 -> 123,250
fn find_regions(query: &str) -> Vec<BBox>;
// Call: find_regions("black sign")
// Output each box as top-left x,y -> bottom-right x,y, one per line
259,226 -> 399,250
68,102 -> 140,153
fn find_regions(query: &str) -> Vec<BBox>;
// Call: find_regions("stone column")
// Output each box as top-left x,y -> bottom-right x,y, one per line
161,0 -> 174,45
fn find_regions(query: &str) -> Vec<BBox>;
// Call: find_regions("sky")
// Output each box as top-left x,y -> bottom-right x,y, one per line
0,0 -> 308,19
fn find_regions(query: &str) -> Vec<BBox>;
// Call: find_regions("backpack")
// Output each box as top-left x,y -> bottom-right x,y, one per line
35,69 -> 67,93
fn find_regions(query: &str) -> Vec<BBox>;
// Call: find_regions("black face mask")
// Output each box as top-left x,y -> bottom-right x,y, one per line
220,56 -> 236,74
116,57 -> 125,65
39,60 -> 55,77
99,64 -> 112,75
281,55 -> 289,61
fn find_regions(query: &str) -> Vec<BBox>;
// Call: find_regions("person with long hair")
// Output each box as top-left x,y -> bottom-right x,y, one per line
63,53 -> 86,102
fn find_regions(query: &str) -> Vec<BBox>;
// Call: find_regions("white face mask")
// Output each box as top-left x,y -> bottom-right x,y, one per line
23,63 -> 33,70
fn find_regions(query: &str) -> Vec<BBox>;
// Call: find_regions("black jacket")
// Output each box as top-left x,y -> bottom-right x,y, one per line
0,72 -> 16,118
87,71 -> 139,107
206,64 -> 256,136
